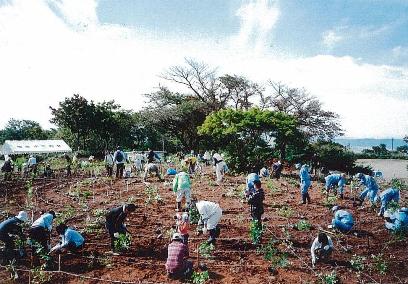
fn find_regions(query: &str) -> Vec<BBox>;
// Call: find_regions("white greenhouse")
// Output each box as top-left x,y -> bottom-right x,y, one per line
1,140 -> 72,156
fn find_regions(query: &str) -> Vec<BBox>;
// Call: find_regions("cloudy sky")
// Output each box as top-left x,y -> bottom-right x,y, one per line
0,0 -> 407,138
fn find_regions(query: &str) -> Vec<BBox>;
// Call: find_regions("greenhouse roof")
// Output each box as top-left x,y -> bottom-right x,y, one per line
1,140 -> 72,155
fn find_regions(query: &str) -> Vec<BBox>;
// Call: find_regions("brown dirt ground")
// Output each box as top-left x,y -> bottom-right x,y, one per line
0,167 -> 407,284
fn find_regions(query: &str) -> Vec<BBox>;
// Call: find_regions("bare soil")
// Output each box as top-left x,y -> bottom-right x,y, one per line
0,167 -> 407,284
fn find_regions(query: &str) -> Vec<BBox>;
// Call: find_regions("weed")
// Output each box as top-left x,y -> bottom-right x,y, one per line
350,254 -> 365,271
31,264 -> 51,284
189,206 -> 200,224
294,220 -> 311,231
320,271 -> 338,284
324,196 -> 337,208
114,233 -> 132,251
198,242 -> 215,259
55,206 -> 76,225
257,239 -> 290,268
387,200 -> 400,213
144,185 -> 162,205
249,220 -> 263,245
371,253 -> 388,275
191,271 -> 210,284
267,180 -> 280,194
5,259 -> 18,281
278,206 -> 293,218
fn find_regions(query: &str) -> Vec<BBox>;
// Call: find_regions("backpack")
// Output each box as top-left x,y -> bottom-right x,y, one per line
116,151 -> 124,162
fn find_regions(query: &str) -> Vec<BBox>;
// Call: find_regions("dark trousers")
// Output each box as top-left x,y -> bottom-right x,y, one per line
116,164 -> 124,178
29,226 -> 49,254
302,192 -> 311,204
0,233 -> 15,263
251,211 -> 263,228
106,165 -> 113,177
106,222 -> 126,250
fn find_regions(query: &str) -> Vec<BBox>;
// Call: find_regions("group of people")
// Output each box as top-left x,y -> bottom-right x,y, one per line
0,210 -> 84,266
292,163 -> 407,267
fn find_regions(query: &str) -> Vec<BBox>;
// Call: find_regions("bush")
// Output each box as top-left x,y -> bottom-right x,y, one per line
191,271 -> 209,284
114,233 -> 131,251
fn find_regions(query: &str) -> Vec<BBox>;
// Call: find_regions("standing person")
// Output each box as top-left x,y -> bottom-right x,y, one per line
64,154 -> 72,177
104,150 -> 114,177
329,206 -> 354,233
355,173 -> 379,206
133,152 -> 144,173
298,164 -> 311,204
203,151 -> 211,166
27,155 -> 37,175
311,232 -> 333,268
29,211 -> 56,254
50,224 -> 85,254
165,233 -> 193,280
172,171 -> 192,212
195,200 -> 222,245
1,157 -> 14,181
247,180 -> 265,229
272,160 -> 283,180
325,173 -> 347,199
105,204 -> 137,251
0,211 -> 29,264
213,152 -> 228,184
113,147 -> 125,179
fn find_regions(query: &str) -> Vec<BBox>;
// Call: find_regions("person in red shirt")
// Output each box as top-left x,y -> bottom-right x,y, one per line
165,233 -> 193,279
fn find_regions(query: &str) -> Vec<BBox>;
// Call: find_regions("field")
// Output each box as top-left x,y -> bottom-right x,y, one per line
0,165 -> 407,284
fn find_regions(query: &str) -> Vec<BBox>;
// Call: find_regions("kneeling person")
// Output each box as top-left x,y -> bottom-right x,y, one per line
51,224 -> 84,253
196,201 -> 222,245
311,233 -> 333,267
165,233 -> 193,279
330,206 -> 354,233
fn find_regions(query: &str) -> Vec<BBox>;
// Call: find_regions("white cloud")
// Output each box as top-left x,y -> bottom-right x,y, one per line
322,30 -> 343,49
0,0 -> 407,138
232,0 -> 280,52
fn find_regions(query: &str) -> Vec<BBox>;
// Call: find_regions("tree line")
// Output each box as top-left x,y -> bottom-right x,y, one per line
2,58 -> 405,172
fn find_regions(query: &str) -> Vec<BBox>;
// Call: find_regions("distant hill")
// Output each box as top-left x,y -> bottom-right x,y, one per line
334,138 -> 406,153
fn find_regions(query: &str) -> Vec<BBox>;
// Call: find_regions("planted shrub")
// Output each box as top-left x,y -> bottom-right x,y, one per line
114,233 -> 132,252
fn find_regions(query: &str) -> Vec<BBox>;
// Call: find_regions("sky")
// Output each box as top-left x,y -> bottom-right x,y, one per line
0,0 -> 407,138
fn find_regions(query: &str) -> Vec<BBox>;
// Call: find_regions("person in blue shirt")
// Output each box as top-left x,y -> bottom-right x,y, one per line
325,173 -> 346,199
29,211 -> 56,254
0,211 -> 29,264
384,207 -> 408,232
329,206 -> 354,233
378,187 -> 400,217
245,173 -> 260,197
298,164 -> 311,204
355,173 -> 379,206
51,224 -> 85,254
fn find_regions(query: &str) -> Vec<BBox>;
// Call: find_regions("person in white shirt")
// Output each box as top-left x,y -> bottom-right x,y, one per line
311,232 -> 333,267
212,152 -> 228,184
195,200 -> 222,244
104,150 -> 114,177
27,155 -> 37,174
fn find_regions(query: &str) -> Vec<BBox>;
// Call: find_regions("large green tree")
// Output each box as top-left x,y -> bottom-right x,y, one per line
198,108 -> 299,172
141,87 -> 209,152
0,119 -> 51,143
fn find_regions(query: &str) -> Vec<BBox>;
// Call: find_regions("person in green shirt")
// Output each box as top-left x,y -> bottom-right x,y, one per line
173,171 -> 192,212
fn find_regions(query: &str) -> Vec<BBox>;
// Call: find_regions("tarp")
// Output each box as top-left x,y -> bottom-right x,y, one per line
2,140 -> 72,155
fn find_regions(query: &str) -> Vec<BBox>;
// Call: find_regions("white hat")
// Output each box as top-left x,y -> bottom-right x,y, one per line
354,173 -> 363,179
295,163 -> 301,169
331,206 -> 340,213
16,211 -> 28,222
172,233 -> 183,241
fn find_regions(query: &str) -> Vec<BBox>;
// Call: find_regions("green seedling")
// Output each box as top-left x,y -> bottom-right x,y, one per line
191,271 -> 210,284
198,242 -> 215,259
